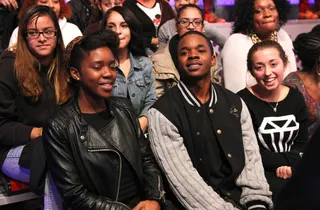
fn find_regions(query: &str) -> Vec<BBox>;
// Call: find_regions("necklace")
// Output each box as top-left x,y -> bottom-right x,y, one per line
267,102 -> 279,112
249,31 -> 278,44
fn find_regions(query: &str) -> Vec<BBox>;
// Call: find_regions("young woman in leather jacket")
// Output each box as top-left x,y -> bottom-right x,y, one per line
43,30 -> 165,210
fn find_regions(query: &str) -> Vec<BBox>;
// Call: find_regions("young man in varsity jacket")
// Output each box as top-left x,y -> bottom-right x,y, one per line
148,31 -> 273,210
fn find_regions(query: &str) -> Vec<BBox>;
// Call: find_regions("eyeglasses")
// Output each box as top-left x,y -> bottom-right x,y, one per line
26,29 -> 57,39
177,18 -> 203,28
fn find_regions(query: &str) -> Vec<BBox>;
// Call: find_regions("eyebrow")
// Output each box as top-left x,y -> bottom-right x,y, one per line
179,44 -> 206,51
255,3 -> 275,9
107,21 -> 127,24
27,26 -> 55,30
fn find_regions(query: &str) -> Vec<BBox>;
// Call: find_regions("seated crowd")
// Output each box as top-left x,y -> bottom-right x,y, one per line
0,0 -> 319,209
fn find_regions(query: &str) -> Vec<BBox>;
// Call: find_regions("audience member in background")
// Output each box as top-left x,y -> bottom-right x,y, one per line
9,0 -> 82,47
0,0 -> 23,53
283,31 -> 320,139
275,126 -> 320,210
102,6 -> 156,133
157,0 -> 226,49
68,0 -> 96,32
0,5 -> 68,194
123,0 -> 175,54
152,4 -> 221,98
44,30 -> 164,210
222,0 -> 296,93
237,40 -> 308,201
149,30 -> 273,210
83,0 -> 123,35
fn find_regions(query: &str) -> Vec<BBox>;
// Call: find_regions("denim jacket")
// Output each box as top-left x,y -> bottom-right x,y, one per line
112,53 -> 156,117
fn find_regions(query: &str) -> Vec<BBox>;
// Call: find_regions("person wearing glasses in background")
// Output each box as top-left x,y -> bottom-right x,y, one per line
9,0 -> 82,47
152,4 -> 221,98
0,5 -> 69,195
157,0 -> 226,50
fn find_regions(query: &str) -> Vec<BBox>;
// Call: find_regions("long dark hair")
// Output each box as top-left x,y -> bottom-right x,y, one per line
14,5 -> 68,104
101,6 -> 146,57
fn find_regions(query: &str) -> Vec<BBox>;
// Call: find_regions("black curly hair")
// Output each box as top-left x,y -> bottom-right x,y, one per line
232,0 -> 290,34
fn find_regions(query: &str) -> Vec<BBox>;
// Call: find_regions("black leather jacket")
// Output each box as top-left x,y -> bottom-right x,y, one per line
43,97 -> 165,210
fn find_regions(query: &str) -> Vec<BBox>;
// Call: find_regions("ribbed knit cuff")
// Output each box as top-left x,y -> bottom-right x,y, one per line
247,201 -> 267,210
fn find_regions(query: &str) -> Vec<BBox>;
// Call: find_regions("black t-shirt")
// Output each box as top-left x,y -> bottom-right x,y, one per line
237,87 -> 309,170
83,110 -> 141,208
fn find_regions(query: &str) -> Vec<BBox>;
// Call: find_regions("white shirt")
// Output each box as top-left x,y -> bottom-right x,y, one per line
136,2 -> 162,30
221,28 -> 297,93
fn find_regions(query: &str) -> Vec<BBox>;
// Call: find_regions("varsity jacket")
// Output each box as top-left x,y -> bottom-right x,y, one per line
148,82 -> 273,210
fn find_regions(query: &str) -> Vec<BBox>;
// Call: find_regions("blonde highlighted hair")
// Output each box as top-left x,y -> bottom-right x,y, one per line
14,5 -> 69,104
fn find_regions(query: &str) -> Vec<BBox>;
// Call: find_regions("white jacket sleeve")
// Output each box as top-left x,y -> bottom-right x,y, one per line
221,34 -> 252,93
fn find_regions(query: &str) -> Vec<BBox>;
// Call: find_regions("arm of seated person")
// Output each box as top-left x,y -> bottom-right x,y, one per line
203,21 -> 227,48
236,99 -> 273,209
148,108 -> 238,210
43,120 -> 131,210
0,53 -> 34,146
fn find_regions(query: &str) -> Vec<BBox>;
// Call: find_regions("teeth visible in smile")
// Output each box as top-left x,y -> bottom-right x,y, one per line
264,78 -> 275,82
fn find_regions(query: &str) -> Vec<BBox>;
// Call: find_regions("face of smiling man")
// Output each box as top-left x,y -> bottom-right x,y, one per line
177,33 -> 215,82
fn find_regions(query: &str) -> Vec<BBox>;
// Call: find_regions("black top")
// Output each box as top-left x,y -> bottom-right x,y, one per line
123,0 -> 175,50
194,95 -> 233,191
0,51 -> 56,165
275,127 -> 320,210
237,87 -> 309,171
83,110 -> 141,208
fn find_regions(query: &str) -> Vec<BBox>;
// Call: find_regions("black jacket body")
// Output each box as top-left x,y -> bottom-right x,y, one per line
43,96 -> 165,210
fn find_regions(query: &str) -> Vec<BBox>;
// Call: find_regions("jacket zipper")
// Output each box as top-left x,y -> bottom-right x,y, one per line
87,148 -> 122,201
158,175 -> 165,201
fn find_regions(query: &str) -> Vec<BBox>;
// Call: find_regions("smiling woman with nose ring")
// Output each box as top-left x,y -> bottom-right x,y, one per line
237,40 -> 308,202
221,0 -> 297,93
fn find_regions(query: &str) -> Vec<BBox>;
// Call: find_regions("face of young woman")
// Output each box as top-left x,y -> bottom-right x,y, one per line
106,11 -> 131,50
99,0 -> 123,15
176,7 -> 204,37
26,15 -> 57,63
36,0 -> 61,18
250,47 -> 286,91
77,47 -> 117,99
253,0 -> 279,38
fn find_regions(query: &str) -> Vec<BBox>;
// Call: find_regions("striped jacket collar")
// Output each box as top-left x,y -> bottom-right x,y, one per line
177,81 -> 217,107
